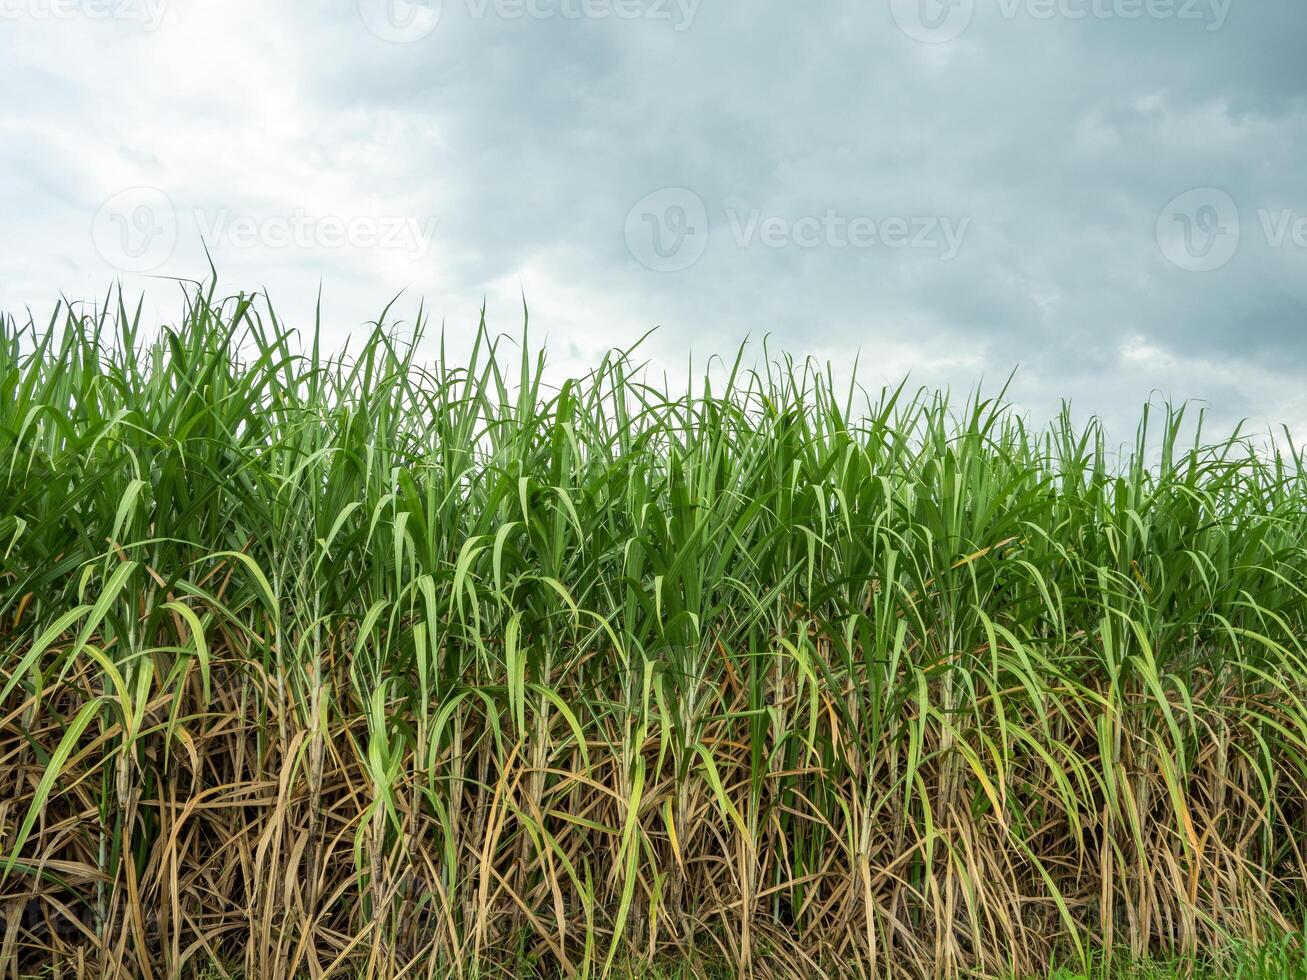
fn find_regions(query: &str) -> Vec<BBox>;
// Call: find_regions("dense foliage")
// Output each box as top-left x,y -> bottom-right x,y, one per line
3,285 -> 1307,977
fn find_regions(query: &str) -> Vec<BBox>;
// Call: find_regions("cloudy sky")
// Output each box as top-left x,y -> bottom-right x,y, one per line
2,0 -> 1305,434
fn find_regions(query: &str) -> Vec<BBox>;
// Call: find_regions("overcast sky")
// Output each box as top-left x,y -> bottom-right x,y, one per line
2,0 -> 1305,435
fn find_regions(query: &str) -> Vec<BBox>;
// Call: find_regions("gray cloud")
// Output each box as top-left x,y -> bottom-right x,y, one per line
2,0 -> 1305,433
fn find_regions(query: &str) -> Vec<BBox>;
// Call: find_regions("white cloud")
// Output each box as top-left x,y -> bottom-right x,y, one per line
3,0 -> 1307,438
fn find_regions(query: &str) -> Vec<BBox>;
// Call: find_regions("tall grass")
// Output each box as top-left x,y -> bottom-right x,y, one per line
3,283 -> 1307,978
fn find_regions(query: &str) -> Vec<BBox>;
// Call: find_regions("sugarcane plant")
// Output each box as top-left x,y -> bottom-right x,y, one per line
2,282 -> 1307,978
